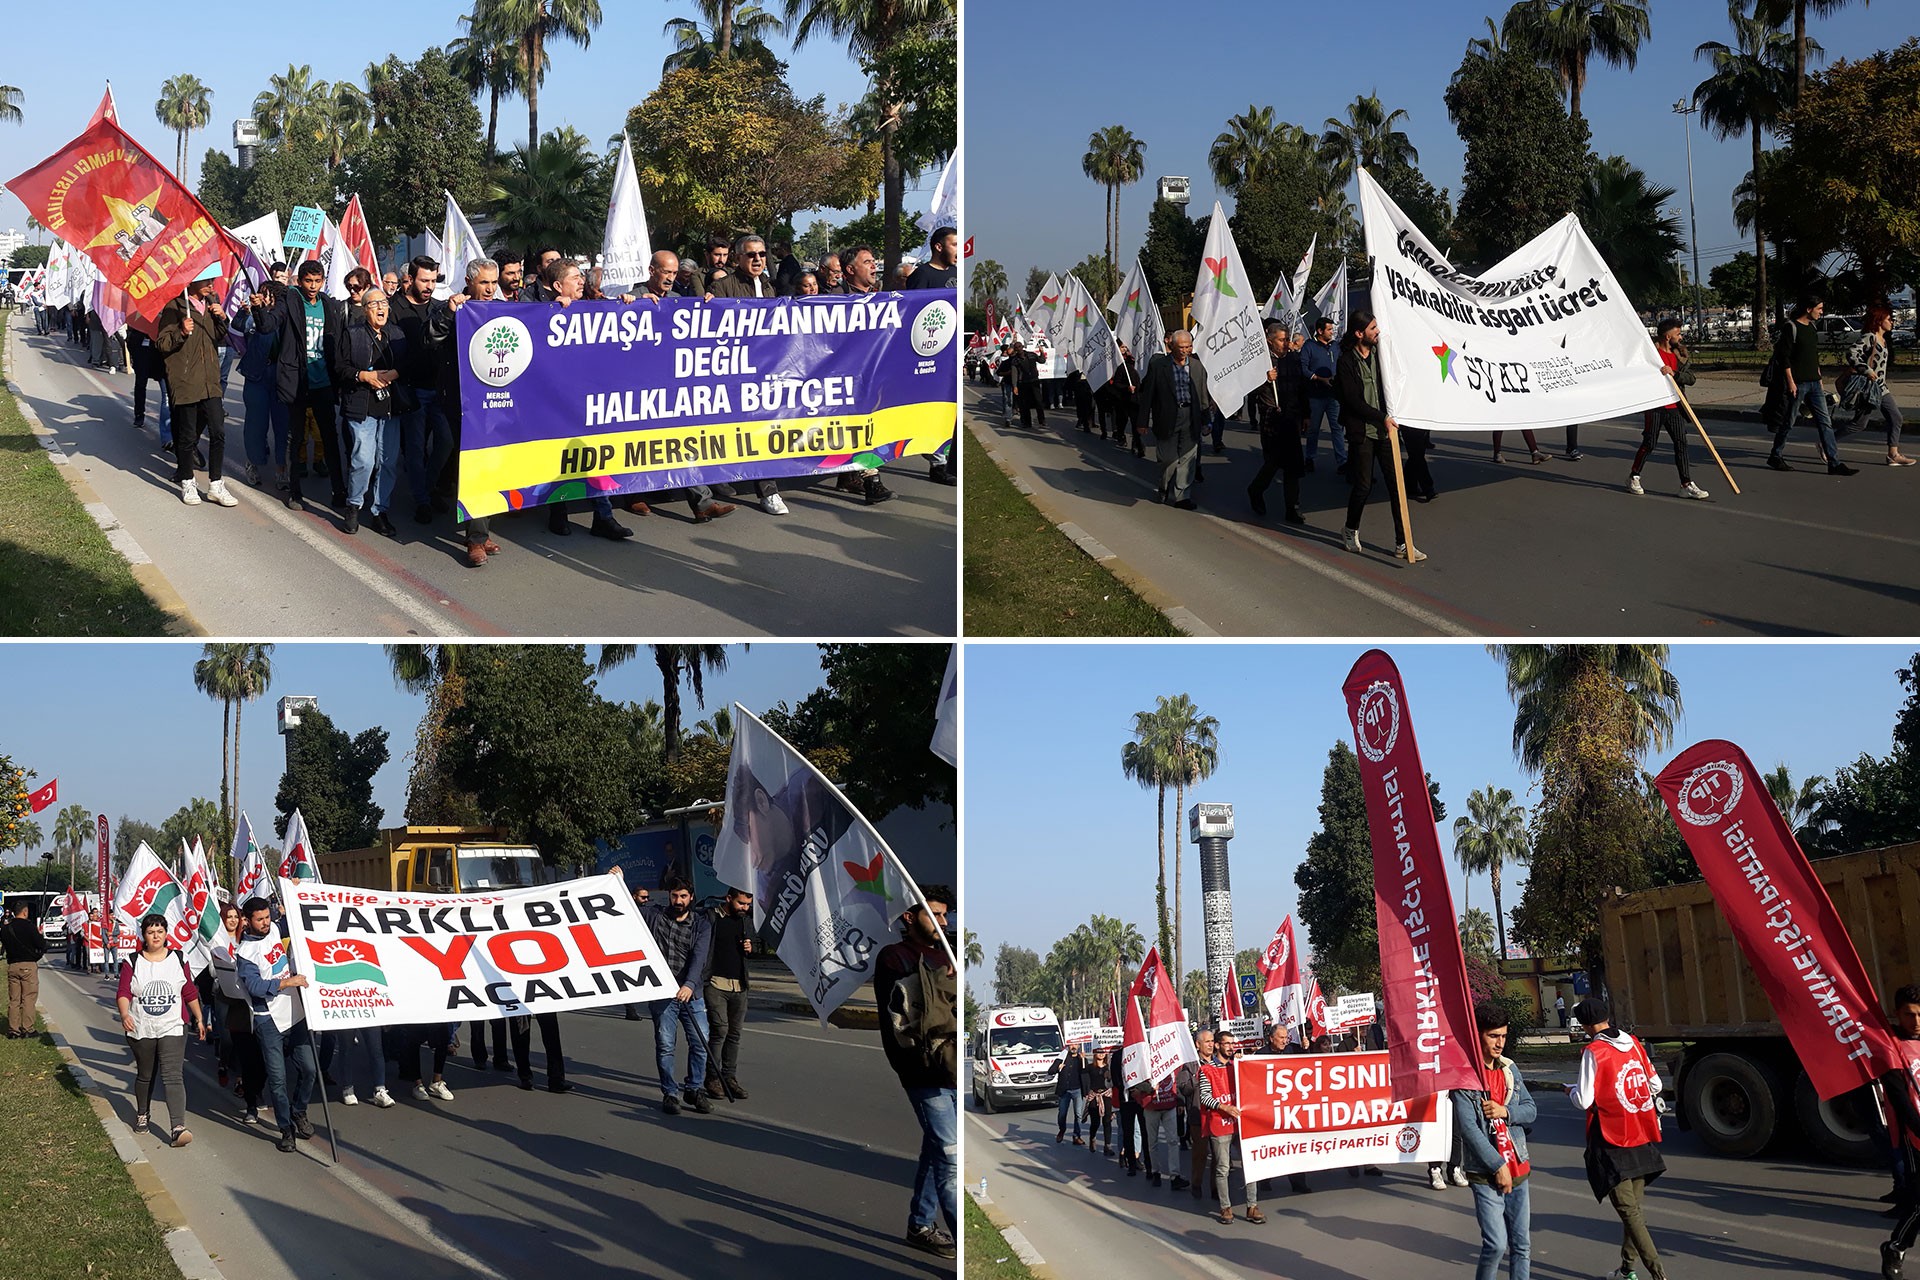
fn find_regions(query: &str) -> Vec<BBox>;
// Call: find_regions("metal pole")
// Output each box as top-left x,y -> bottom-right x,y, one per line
1675,100 -> 1704,337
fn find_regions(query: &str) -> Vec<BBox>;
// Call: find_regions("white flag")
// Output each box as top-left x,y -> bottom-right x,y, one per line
228,211 -> 284,274
232,812 -> 271,907
440,192 -> 486,302
1289,234 -> 1317,322
1189,200 -> 1271,416
919,152 -> 957,245
1065,274 -> 1123,390
1106,257 -> 1164,367
930,646 -> 958,766
424,228 -> 447,298
278,809 -> 324,883
712,703 -> 951,1025
179,838 -> 226,970
1312,259 -> 1348,341
1028,273 -> 1067,350
599,136 -> 653,293
1357,167 -> 1673,431
113,842 -> 198,959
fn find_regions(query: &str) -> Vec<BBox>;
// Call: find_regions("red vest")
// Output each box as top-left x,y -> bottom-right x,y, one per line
1199,1059 -> 1236,1137
1587,1035 -> 1662,1148
1889,1039 -> 1920,1153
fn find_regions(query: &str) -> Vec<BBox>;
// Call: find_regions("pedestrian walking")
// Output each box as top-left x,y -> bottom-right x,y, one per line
1844,305 -> 1913,467
1629,319 -> 1709,499
157,269 -> 238,508
1135,330 -> 1211,509
1454,1000 -> 1536,1280
210,904 -> 267,1122
1056,1042 -> 1088,1144
1336,311 -> 1424,561
235,897 -> 318,1154
642,874 -> 714,1115
1569,997 -> 1670,1280
875,884 -> 957,1259
1197,1029 -> 1258,1223
703,887 -> 755,1101
1880,984 -> 1920,1279
1767,293 -> 1856,475
116,914 -> 207,1148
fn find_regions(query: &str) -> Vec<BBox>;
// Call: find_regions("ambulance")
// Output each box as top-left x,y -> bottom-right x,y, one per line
971,1005 -> 1065,1112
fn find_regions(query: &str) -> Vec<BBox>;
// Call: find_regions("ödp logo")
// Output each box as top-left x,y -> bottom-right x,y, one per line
1675,760 -> 1743,827
911,299 -> 958,357
1355,682 -> 1401,763
469,316 -> 534,387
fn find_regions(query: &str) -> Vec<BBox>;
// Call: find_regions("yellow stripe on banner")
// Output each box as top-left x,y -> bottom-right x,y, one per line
457,402 -> 956,518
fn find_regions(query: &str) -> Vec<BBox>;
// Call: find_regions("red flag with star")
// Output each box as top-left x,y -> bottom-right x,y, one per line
27,779 -> 57,814
7,115 -> 227,322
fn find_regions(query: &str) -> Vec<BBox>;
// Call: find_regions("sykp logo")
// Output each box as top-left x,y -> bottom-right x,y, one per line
1432,341 -> 1460,383
306,937 -> 388,987
912,299 -> 957,356
1676,760 -> 1743,827
1355,682 -> 1401,763
469,316 -> 534,387
1395,1125 -> 1422,1155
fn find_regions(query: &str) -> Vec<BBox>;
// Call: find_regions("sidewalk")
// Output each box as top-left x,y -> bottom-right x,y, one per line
1682,368 -> 1919,422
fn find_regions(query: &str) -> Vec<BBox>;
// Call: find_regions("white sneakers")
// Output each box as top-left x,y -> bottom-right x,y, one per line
427,1080 -> 455,1101
1395,543 -> 1428,563
1450,1167 -> 1469,1187
340,1089 -> 358,1106
763,493 -> 790,516
1341,528 -> 1362,553
1428,1167 -> 1447,1190
207,479 -> 238,507
412,1082 -> 430,1101
1628,474 -> 1644,495
370,1087 -> 395,1108
1681,481 -> 1709,499
180,479 -> 201,505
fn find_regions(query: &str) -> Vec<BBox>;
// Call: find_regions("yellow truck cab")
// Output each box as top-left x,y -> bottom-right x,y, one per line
320,826 -> 550,895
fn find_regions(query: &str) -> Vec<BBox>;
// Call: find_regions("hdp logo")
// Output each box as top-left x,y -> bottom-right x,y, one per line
843,851 -> 894,901
306,937 -> 388,987
468,316 -> 534,388
912,299 -> 958,356
1432,342 -> 1460,383
1204,257 -> 1237,297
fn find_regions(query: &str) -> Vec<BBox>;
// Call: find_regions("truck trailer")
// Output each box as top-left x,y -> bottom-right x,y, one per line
319,826 -> 550,895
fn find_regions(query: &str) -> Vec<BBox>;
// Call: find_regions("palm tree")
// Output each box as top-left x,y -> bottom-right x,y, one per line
964,928 -> 983,969
1082,125 -> 1145,291
783,0 -> 957,280
253,64 -> 328,145
663,1 -> 783,72
0,85 -> 22,126
1209,105 -> 1300,195
1490,645 -> 1682,773
1466,14 -> 1512,59
1319,93 -> 1418,189
692,706 -> 735,746
486,132 -> 610,253
969,258 -> 1007,313
488,0 -> 604,155
53,803 -> 92,889
1757,0 -> 1853,101
8,818 -> 42,864
1695,3 -> 1798,347
1452,784 -> 1530,960
1159,694 -> 1219,988
450,4 -> 533,159
154,73 -> 213,182
361,60 -> 399,132
195,645 -> 273,855
320,82 -> 371,169
1503,0 -> 1652,123
1460,907 -> 1498,959
387,645 -> 476,824
1762,763 -> 1830,846
598,645 -> 732,761
1121,704 -> 1176,969
1580,155 -> 1685,303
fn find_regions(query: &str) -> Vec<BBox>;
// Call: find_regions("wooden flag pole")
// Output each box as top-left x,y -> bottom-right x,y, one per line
1388,424 -> 1417,562
1668,373 -> 1740,496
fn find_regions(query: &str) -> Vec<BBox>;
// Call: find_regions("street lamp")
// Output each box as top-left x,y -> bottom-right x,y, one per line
1674,99 -> 1705,339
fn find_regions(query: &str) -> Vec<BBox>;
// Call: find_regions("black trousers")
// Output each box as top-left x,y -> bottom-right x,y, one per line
470,1018 -> 511,1069
290,385 -> 344,503
133,362 -> 165,423
704,982 -> 748,1082
509,1012 -> 564,1087
172,397 -> 225,482
1249,419 -> 1305,511
1345,427 -> 1409,542
1402,427 -> 1435,498
1017,382 -> 1045,427
1632,408 -> 1692,482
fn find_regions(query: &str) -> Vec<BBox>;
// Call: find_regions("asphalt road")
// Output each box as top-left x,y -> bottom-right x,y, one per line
38,958 -> 944,1280
964,382 -> 1920,636
10,323 -> 956,637
965,1068 -> 1897,1280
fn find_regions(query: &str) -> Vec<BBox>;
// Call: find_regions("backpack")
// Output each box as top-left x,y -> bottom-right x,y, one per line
885,953 -> 956,1079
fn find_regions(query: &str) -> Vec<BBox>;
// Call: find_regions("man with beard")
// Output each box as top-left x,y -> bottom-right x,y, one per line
876,885 -> 957,1259
1246,319 -> 1308,525
701,887 -> 755,1101
641,875 -> 714,1116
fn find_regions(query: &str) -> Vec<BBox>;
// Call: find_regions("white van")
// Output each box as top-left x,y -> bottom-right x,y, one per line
971,1005 -> 1065,1112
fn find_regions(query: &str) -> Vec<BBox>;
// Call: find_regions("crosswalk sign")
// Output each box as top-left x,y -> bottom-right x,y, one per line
1239,972 -> 1260,1010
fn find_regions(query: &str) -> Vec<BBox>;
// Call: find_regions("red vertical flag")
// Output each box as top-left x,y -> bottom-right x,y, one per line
1256,914 -> 1306,1029
87,84 -> 118,128
1343,649 -> 1484,1101
1126,945 -> 1197,1087
6,114 -> 226,321
96,814 -> 109,901
27,779 -> 57,813
1220,961 -> 1243,1023
1655,740 -> 1901,1098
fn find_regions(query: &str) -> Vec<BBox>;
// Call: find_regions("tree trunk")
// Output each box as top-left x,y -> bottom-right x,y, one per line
528,28 -> 542,152
1154,783 -> 1168,967
486,83 -> 499,158
219,701 -> 231,850
1491,859 -> 1506,961
1173,777 -> 1185,996
658,649 -> 683,760
1569,59 -> 1582,125
883,125 -> 905,285
230,695 -> 244,879
1103,183 -> 1113,293
719,1 -> 734,59
1794,0 -> 1808,102
1752,122 -> 1769,350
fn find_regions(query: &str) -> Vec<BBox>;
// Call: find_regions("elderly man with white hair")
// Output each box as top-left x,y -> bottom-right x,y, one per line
1132,330 -> 1210,509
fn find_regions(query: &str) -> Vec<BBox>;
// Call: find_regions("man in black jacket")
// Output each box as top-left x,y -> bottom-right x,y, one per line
876,885 -> 956,1259
1134,330 -> 1212,509
3,900 -> 47,1038
1247,320 -> 1308,524
1335,310 -> 1424,561
260,261 -> 348,510
702,887 -> 754,1100
1056,1042 -> 1089,1144
389,257 -> 457,525
1005,341 -> 1042,428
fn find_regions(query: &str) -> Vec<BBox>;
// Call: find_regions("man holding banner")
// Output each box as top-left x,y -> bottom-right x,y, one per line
235,897 -> 316,1154
1336,311 -> 1421,561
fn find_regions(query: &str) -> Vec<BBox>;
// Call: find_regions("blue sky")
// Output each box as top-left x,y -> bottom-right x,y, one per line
964,0 -> 1911,302
0,0 -> 942,242
963,643 -> 1917,990
2,642 -> 838,861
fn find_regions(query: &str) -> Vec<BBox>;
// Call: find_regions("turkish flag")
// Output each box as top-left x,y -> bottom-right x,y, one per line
26,779 -> 56,813
7,116 -> 227,322
963,235 -> 974,259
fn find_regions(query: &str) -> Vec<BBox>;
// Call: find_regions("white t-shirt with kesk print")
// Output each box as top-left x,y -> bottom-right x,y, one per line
128,953 -> 189,1040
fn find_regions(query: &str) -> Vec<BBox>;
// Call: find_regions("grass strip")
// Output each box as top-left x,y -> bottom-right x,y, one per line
0,313 -> 173,635
965,1193 -> 1038,1280
962,431 -> 1179,637
0,1002 -> 186,1280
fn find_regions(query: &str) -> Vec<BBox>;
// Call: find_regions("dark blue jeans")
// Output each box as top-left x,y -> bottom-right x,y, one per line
651,995 -> 708,1097
1770,378 -> 1840,465
1469,1177 -> 1532,1280
253,1015 -> 316,1133
906,1086 -> 957,1233
1056,1089 -> 1083,1139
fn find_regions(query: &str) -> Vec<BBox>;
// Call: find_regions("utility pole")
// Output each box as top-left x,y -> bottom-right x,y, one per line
1674,99 -> 1705,337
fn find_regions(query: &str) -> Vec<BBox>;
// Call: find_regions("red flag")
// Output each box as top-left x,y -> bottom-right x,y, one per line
1256,914 -> 1306,1028
1128,946 -> 1197,1085
1655,740 -> 1901,1099
340,196 -> 379,275
1221,961 -> 1243,1022
1120,987 -> 1151,1089
87,84 -> 118,128
984,296 -> 997,335
6,116 -> 226,322
1343,649 -> 1484,1101
1306,975 -> 1328,1039
962,235 -> 974,258
26,779 -> 56,813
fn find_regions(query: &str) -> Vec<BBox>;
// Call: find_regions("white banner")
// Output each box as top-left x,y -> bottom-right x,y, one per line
1358,167 -> 1672,431
598,138 -> 652,293
228,211 -> 284,271
1107,256 -> 1165,366
1236,1051 -> 1451,1180
1190,200 -> 1269,415
281,873 -> 676,1030
1329,992 -> 1377,1031
1064,1018 -> 1099,1046
1094,1025 -> 1124,1048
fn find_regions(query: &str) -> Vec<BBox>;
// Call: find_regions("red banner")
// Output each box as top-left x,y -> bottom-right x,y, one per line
1342,649 -> 1483,1101
1257,914 -> 1305,1030
1124,946 -> 1196,1088
7,116 -> 226,320
96,814 -> 109,899
1654,740 -> 1900,1099
27,779 -> 57,813
1234,1051 -> 1450,1180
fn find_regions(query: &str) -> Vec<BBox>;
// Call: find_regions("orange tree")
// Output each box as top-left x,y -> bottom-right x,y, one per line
0,754 -> 34,860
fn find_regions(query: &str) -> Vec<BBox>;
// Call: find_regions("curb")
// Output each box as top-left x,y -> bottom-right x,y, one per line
775,998 -> 879,1030
970,1185 -> 1054,1277
966,413 -> 1215,636
38,1003 -> 229,1280
4,322 -> 203,636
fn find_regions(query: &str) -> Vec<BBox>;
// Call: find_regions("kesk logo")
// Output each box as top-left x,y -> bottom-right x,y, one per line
1354,681 -> 1401,763
843,851 -> 894,901
307,938 -> 388,986
469,316 -> 535,388
1675,760 -> 1743,827
1432,342 -> 1460,383
1204,256 -> 1237,297
911,299 -> 957,357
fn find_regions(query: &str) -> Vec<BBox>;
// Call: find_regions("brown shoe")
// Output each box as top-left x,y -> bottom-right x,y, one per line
482,539 -> 502,555
1246,1208 -> 1265,1224
1071,1137 -> 1083,1145
625,499 -> 651,515
1216,1208 -> 1233,1224
465,544 -> 488,568
692,501 -> 736,522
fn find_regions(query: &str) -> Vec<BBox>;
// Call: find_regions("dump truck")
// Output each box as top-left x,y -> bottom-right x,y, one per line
1599,839 -> 1920,1164
320,826 -> 550,895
